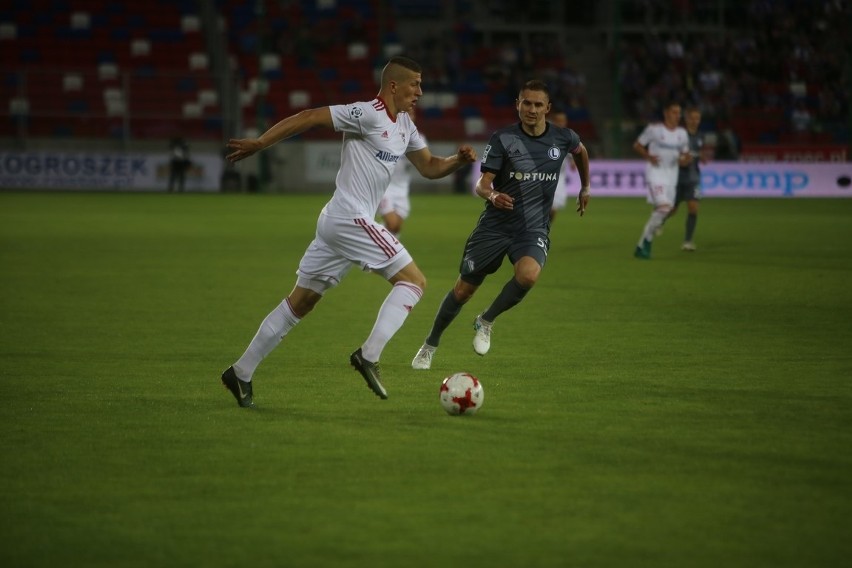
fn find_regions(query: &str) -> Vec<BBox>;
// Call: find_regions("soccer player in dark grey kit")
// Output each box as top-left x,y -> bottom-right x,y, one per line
411,80 -> 591,369
671,106 -> 704,251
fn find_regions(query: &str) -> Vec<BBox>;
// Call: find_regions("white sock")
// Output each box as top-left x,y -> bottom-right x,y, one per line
233,299 -> 301,381
361,282 -> 423,362
639,209 -> 669,244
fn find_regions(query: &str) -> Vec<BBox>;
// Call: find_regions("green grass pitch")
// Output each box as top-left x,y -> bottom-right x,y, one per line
1,191 -> 851,567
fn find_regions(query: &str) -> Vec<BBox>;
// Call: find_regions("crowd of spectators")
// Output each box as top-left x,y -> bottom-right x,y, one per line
616,0 -> 849,144
401,23 -> 589,121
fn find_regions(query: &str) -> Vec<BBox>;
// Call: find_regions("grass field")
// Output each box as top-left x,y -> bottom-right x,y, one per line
1,191 -> 851,568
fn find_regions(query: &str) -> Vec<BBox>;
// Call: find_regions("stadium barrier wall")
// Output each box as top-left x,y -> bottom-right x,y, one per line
472,159 -> 852,198
0,150 -> 224,191
2,146 -> 851,198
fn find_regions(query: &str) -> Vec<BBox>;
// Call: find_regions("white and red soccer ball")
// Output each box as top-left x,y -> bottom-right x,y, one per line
439,372 -> 484,416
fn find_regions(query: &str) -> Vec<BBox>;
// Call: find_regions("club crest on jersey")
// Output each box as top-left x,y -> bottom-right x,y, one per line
349,106 -> 363,119
548,147 -> 561,160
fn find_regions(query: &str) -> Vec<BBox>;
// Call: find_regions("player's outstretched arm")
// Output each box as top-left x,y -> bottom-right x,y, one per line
406,145 -> 477,180
227,107 -> 334,163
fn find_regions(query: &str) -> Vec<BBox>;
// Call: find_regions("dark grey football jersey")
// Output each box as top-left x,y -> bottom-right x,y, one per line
678,131 -> 703,186
478,122 -> 581,234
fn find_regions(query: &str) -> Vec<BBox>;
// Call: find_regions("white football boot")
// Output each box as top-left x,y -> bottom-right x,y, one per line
472,314 -> 493,356
411,344 -> 436,370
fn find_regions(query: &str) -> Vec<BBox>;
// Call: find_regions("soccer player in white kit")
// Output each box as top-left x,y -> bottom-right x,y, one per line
220,56 -> 477,406
547,109 -> 580,223
632,101 -> 692,259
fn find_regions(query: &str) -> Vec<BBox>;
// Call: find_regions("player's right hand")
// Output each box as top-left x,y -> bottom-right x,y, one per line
490,191 -> 514,210
457,144 -> 477,163
226,138 -> 263,163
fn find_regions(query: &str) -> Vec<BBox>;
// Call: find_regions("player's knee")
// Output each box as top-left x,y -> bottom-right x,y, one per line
288,291 -> 323,318
515,272 -> 538,289
514,266 -> 540,289
513,258 -> 541,289
453,279 -> 477,303
398,272 -> 426,291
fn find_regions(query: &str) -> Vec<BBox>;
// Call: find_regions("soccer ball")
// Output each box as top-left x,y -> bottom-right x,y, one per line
439,372 -> 484,416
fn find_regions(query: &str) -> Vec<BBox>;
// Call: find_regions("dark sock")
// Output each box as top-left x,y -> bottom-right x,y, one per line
685,213 -> 697,241
482,278 -> 529,322
425,291 -> 464,347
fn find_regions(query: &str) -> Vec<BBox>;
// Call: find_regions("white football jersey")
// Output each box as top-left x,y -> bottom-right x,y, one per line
324,98 -> 426,218
636,122 -> 689,187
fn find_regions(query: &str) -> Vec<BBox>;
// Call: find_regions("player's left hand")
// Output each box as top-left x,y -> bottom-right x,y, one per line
576,187 -> 590,217
457,145 -> 477,163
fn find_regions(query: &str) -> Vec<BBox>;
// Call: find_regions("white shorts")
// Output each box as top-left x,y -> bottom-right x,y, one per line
296,212 -> 413,294
645,177 -> 677,208
551,182 -> 569,211
378,186 -> 410,219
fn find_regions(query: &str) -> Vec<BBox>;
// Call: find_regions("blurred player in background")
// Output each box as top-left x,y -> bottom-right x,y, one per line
168,137 -> 190,192
632,101 -> 692,259
669,106 -> 704,251
411,80 -> 590,370
547,108 -> 579,223
378,106 -> 417,235
221,56 -> 477,406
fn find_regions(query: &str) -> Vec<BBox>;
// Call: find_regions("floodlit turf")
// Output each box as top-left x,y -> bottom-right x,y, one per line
1,191 -> 851,567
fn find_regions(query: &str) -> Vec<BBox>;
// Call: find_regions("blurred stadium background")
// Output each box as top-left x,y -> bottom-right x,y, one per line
1,0 -> 849,191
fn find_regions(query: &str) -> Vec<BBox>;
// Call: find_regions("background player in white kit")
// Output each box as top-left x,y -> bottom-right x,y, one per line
547,108 -> 580,224
378,106 -> 417,235
221,56 -> 477,406
632,101 -> 692,259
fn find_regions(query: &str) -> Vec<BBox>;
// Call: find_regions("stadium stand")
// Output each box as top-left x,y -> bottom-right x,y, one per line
1,0 -> 220,140
615,0 -> 849,152
218,0 -> 595,143
3,0 -> 843,154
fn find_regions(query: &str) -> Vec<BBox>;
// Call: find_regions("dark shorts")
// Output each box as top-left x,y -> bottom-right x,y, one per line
458,228 -> 550,286
675,182 -> 701,205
